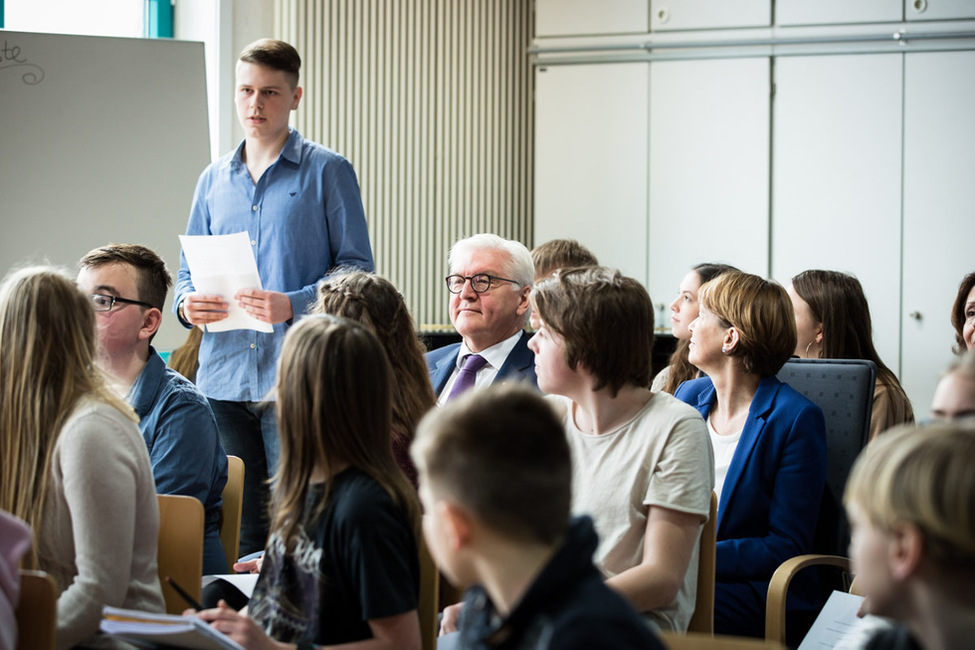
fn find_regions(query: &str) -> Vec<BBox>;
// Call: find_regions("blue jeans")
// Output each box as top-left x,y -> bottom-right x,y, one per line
207,399 -> 278,557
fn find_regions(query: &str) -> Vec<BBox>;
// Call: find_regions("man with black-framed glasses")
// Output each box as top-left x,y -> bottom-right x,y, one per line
427,233 -> 538,403
78,243 -> 230,575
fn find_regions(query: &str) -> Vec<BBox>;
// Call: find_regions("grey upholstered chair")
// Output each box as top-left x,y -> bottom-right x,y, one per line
766,358 -> 877,645
776,358 -> 876,556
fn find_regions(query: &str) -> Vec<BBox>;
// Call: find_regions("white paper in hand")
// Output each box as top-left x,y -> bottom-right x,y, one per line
179,232 -> 273,333
798,590 -> 868,650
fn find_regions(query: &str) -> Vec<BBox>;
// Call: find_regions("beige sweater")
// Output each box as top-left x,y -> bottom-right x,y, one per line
39,398 -> 164,649
869,378 -> 915,442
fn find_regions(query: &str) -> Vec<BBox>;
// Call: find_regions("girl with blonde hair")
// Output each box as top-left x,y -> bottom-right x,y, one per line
197,315 -> 422,649
0,267 -> 163,649
844,423 -> 975,650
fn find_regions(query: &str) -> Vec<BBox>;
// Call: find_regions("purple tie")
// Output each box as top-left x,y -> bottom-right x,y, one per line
446,354 -> 488,401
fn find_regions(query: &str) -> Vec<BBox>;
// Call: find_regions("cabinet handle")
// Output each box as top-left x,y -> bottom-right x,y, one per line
909,311 -> 923,321
913,0 -> 928,13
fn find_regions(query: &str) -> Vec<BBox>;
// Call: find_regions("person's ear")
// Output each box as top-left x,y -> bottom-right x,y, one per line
439,501 -> 474,551
515,285 -> 531,316
814,322 -> 824,344
138,308 -> 163,342
291,85 -> 303,110
722,326 -> 740,354
889,522 -> 924,582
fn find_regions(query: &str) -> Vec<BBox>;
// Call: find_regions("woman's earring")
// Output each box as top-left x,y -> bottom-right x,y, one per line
721,345 -> 730,354
805,341 -> 814,357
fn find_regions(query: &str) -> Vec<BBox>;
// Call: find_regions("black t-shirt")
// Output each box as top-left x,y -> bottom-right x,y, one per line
248,467 -> 419,645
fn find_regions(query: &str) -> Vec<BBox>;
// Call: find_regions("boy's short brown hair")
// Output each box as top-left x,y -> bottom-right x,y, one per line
412,384 -> 571,545
532,266 -> 653,397
79,243 -> 172,311
239,39 -> 301,89
531,239 -> 598,279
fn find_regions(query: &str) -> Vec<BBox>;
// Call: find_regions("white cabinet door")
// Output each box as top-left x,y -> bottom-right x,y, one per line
647,58 -> 771,318
776,0 -> 902,26
536,0 -> 649,37
906,0 -> 975,21
901,51 -> 975,415
650,0 -> 771,31
771,54 -> 904,376
534,63 -> 649,285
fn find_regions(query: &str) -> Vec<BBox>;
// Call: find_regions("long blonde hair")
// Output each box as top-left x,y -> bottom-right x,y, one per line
270,314 -> 420,550
0,267 -> 135,567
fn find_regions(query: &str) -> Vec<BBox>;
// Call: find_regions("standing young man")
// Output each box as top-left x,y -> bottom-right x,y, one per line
175,39 -> 374,555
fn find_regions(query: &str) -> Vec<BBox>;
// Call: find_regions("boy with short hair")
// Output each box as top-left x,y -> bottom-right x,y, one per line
529,266 -> 713,632
78,243 -> 228,574
412,384 -> 663,649
530,239 -> 598,282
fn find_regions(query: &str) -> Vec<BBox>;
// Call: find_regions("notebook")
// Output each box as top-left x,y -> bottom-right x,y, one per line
100,606 -> 244,650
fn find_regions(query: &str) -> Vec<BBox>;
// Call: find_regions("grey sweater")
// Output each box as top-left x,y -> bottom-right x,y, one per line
39,398 -> 165,649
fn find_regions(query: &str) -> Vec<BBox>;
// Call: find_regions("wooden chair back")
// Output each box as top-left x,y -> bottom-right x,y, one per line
418,535 -> 440,650
157,494 -> 204,614
687,491 -> 718,634
14,569 -> 57,650
219,455 -> 245,569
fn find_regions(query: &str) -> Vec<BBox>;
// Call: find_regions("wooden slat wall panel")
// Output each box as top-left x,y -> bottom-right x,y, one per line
275,0 -> 534,328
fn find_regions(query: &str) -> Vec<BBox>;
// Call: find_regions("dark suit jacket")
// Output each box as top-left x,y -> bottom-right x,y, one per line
675,375 -> 826,606
426,330 -> 537,396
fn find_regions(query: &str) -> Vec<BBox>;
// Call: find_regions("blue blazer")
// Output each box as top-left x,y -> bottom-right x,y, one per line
426,330 -> 537,396
675,375 -> 826,597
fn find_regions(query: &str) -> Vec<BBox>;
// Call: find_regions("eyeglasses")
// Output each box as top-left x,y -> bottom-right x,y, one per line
445,274 -> 519,294
89,293 -> 155,312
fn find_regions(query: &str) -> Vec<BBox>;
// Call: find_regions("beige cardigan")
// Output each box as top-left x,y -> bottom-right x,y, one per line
39,398 -> 164,649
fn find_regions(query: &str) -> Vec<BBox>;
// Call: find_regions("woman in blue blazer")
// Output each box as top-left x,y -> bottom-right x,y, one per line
674,271 -> 827,639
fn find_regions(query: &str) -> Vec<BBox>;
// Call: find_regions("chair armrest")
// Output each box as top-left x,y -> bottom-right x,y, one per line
765,554 -> 851,643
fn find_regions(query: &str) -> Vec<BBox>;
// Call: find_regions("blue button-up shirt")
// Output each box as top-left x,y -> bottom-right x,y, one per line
129,347 -> 229,573
175,129 -> 374,401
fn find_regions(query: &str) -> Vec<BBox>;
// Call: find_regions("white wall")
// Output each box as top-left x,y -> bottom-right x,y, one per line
533,10 -> 975,416
0,31 -> 210,352
175,0 -> 274,160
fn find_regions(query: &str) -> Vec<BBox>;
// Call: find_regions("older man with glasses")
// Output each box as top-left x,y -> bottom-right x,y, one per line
427,233 -> 538,403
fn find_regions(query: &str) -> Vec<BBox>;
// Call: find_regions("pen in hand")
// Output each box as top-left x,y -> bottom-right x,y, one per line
165,575 -> 204,611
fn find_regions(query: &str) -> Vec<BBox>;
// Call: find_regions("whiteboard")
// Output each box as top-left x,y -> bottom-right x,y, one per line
0,31 -> 210,350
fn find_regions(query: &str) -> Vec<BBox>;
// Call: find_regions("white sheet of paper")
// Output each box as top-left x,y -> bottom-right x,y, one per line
798,590 -> 868,650
200,573 -> 260,599
179,232 -> 273,333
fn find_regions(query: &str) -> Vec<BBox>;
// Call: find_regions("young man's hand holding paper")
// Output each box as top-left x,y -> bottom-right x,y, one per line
178,232 -> 274,333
